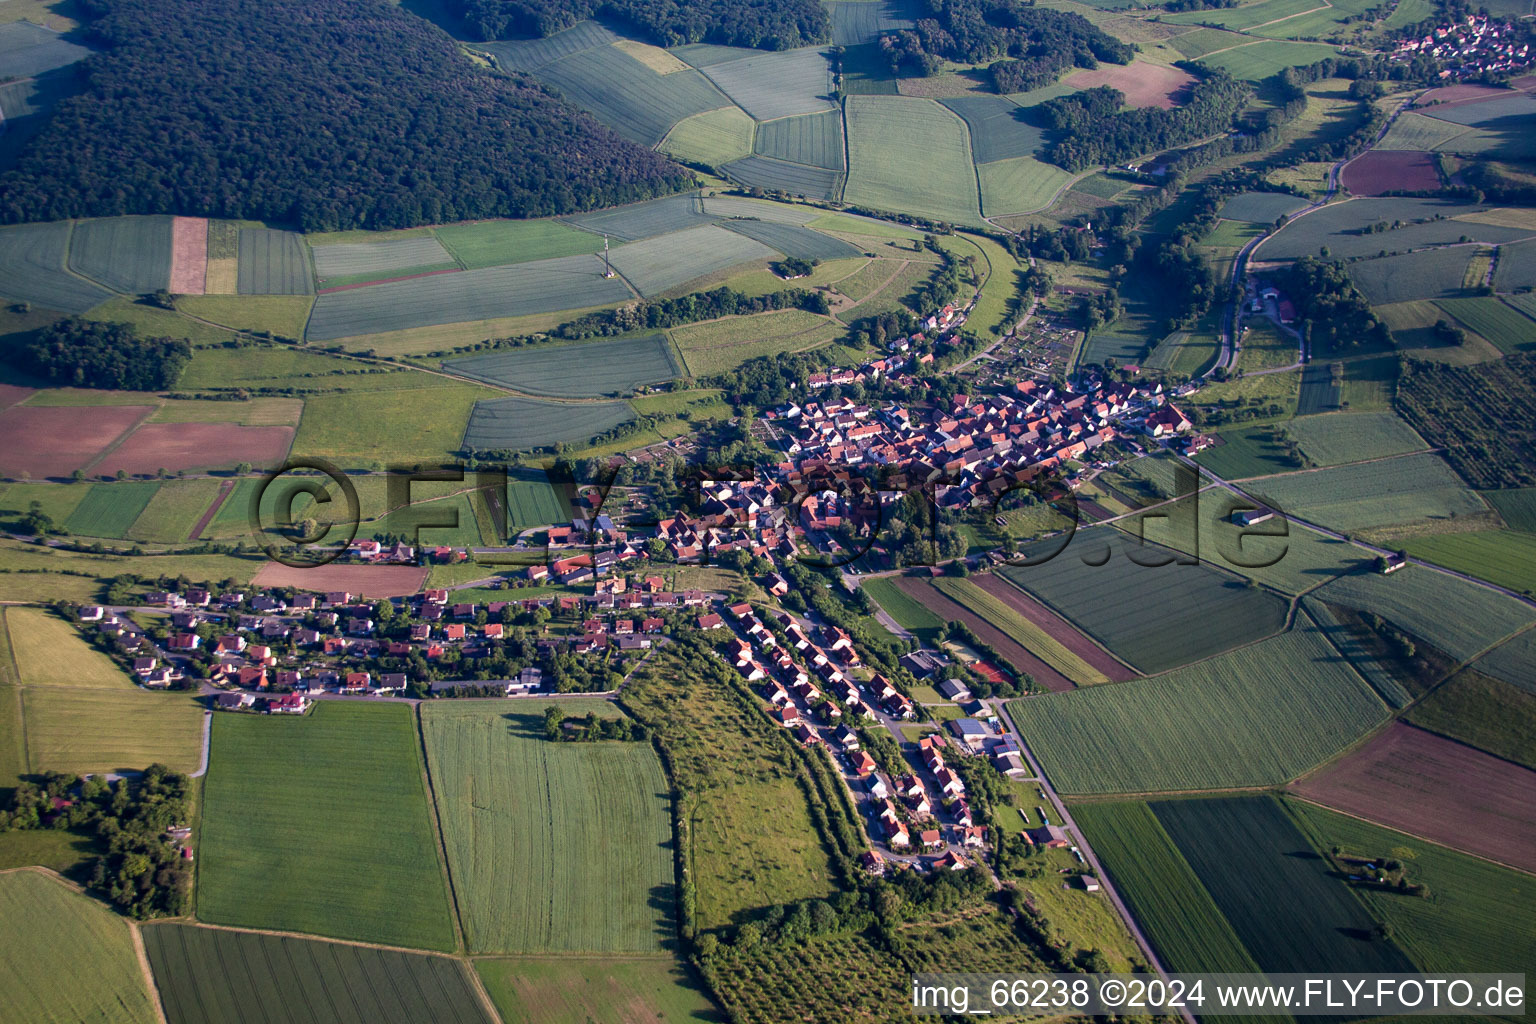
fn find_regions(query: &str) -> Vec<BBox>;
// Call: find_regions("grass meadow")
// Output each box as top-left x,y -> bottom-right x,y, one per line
197,702 -> 457,950
421,702 -> 674,953
475,956 -> 717,1024
63,482 -> 160,539
1006,621 -> 1389,794
0,870 -> 159,1024
1244,452 -> 1485,534
672,308 -> 839,376
294,380 -> 495,467
143,924 -> 494,1024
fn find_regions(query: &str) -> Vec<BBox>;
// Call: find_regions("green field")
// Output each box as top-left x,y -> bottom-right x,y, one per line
476,956 -> 716,1024
174,294 -> 315,338
1406,668 -> 1536,769
1197,40 -> 1342,80
566,194 -> 715,241
68,215 -> 173,295
1486,486 -> 1536,531
144,924 -> 494,1024
433,218 -> 602,270
238,227 -> 313,295
843,96 -> 983,227
3,607 -> 205,776
1436,296 -> 1536,354
1071,801 -> 1261,974
1282,410 -> 1427,466
932,577 -> 1107,685
1154,796 -> 1414,973
659,106 -> 756,167
1401,529 -> 1536,596
422,702 -> 673,953
1312,565 -> 1535,663
752,108 -> 845,169
1165,0 -> 1322,30
978,156 -> 1076,217
294,379 -> 494,466
939,95 -> 1044,164
62,482 -> 160,538
720,219 -> 863,262
446,334 -> 680,398
999,528 -> 1289,674
1006,621 -> 1389,794
1350,248 -> 1477,305
861,575 -> 944,641
1244,452 -> 1485,534
1193,424 -> 1303,479
198,702 -> 457,950
672,307 -> 839,377
462,395 -> 635,452
0,870 -> 159,1024
1289,800 -> 1536,977
304,254 -> 631,341
507,468 -> 568,530
1260,197 -> 1524,262
123,477 -> 225,543
609,224 -> 776,297
697,47 -> 833,122
311,235 -> 456,287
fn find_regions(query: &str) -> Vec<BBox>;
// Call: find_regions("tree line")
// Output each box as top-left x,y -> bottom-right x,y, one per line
0,0 -> 692,231
28,317 -> 191,390
456,0 -> 830,49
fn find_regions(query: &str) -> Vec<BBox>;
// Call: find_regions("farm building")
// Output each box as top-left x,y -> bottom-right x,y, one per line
1026,824 -> 1070,848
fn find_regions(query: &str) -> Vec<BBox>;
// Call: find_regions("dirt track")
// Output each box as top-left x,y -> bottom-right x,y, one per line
972,573 -> 1139,683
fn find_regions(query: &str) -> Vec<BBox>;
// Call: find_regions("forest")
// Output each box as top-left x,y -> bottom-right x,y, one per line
1038,69 -> 1251,171
456,0 -> 830,48
878,1 -> 1131,82
0,0 -> 692,231
1275,257 -> 1391,355
28,317 -> 191,390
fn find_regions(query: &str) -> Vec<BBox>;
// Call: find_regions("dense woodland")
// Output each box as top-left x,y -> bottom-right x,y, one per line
879,1 -> 1131,82
1039,68 -> 1251,171
28,317 -> 191,390
456,0 -> 829,47
0,0 -> 691,230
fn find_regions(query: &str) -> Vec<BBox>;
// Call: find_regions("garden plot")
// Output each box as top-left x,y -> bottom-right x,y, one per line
304,253 -> 629,340
0,221 -> 112,312
698,47 -> 836,122
445,334 -> 680,398
753,108 -> 846,169
607,224 -> 776,296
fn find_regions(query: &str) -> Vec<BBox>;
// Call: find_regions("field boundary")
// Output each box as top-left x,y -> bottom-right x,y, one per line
187,479 -> 236,541
3,612 -> 31,775
414,704 -> 469,954
144,918 -> 478,959
127,920 -> 171,1024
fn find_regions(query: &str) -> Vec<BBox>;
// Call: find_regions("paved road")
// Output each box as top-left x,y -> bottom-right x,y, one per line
190,710 -> 212,777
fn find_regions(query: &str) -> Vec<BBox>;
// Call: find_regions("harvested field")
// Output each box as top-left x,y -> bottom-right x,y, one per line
897,577 -> 1072,691
237,227 -> 313,295
753,108 -> 845,169
446,334 -> 679,398
168,215 -> 208,294
422,703 -> 673,952
939,95 -> 1044,163
998,527 -> 1289,674
144,924 -> 495,1024
844,96 -> 982,227
658,106 -> 755,167
612,39 -> 690,74
564,194 -> 714,241
972,574 -> 1137,681
67,215 -> 174,295
1064,61 -> 1194,108
463,395 -> 635,451
1494,238 -> 1536,291
1341,150 -> 1441,195
0,222 -> 113,312
1007,621 -> 1389,794
1197,40 -> 1341,81
671,307 -> 839,376
480,20 -> 615,72
609,223 -> 776,297
0,402 -> 151,479
720,219 -> 862,262
538,46 -> 729,146
722,154 -> 841,200
304,253 -> 629,341
476,955 -> 717,1024
1311,564 -> 1534,662
699,47 -> 835,122
92,422 -> 294,477
1293,723 -> 1536,873
1349,247 -> 1477,305
250,561 -> 428,598
433,218 -> 600,269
